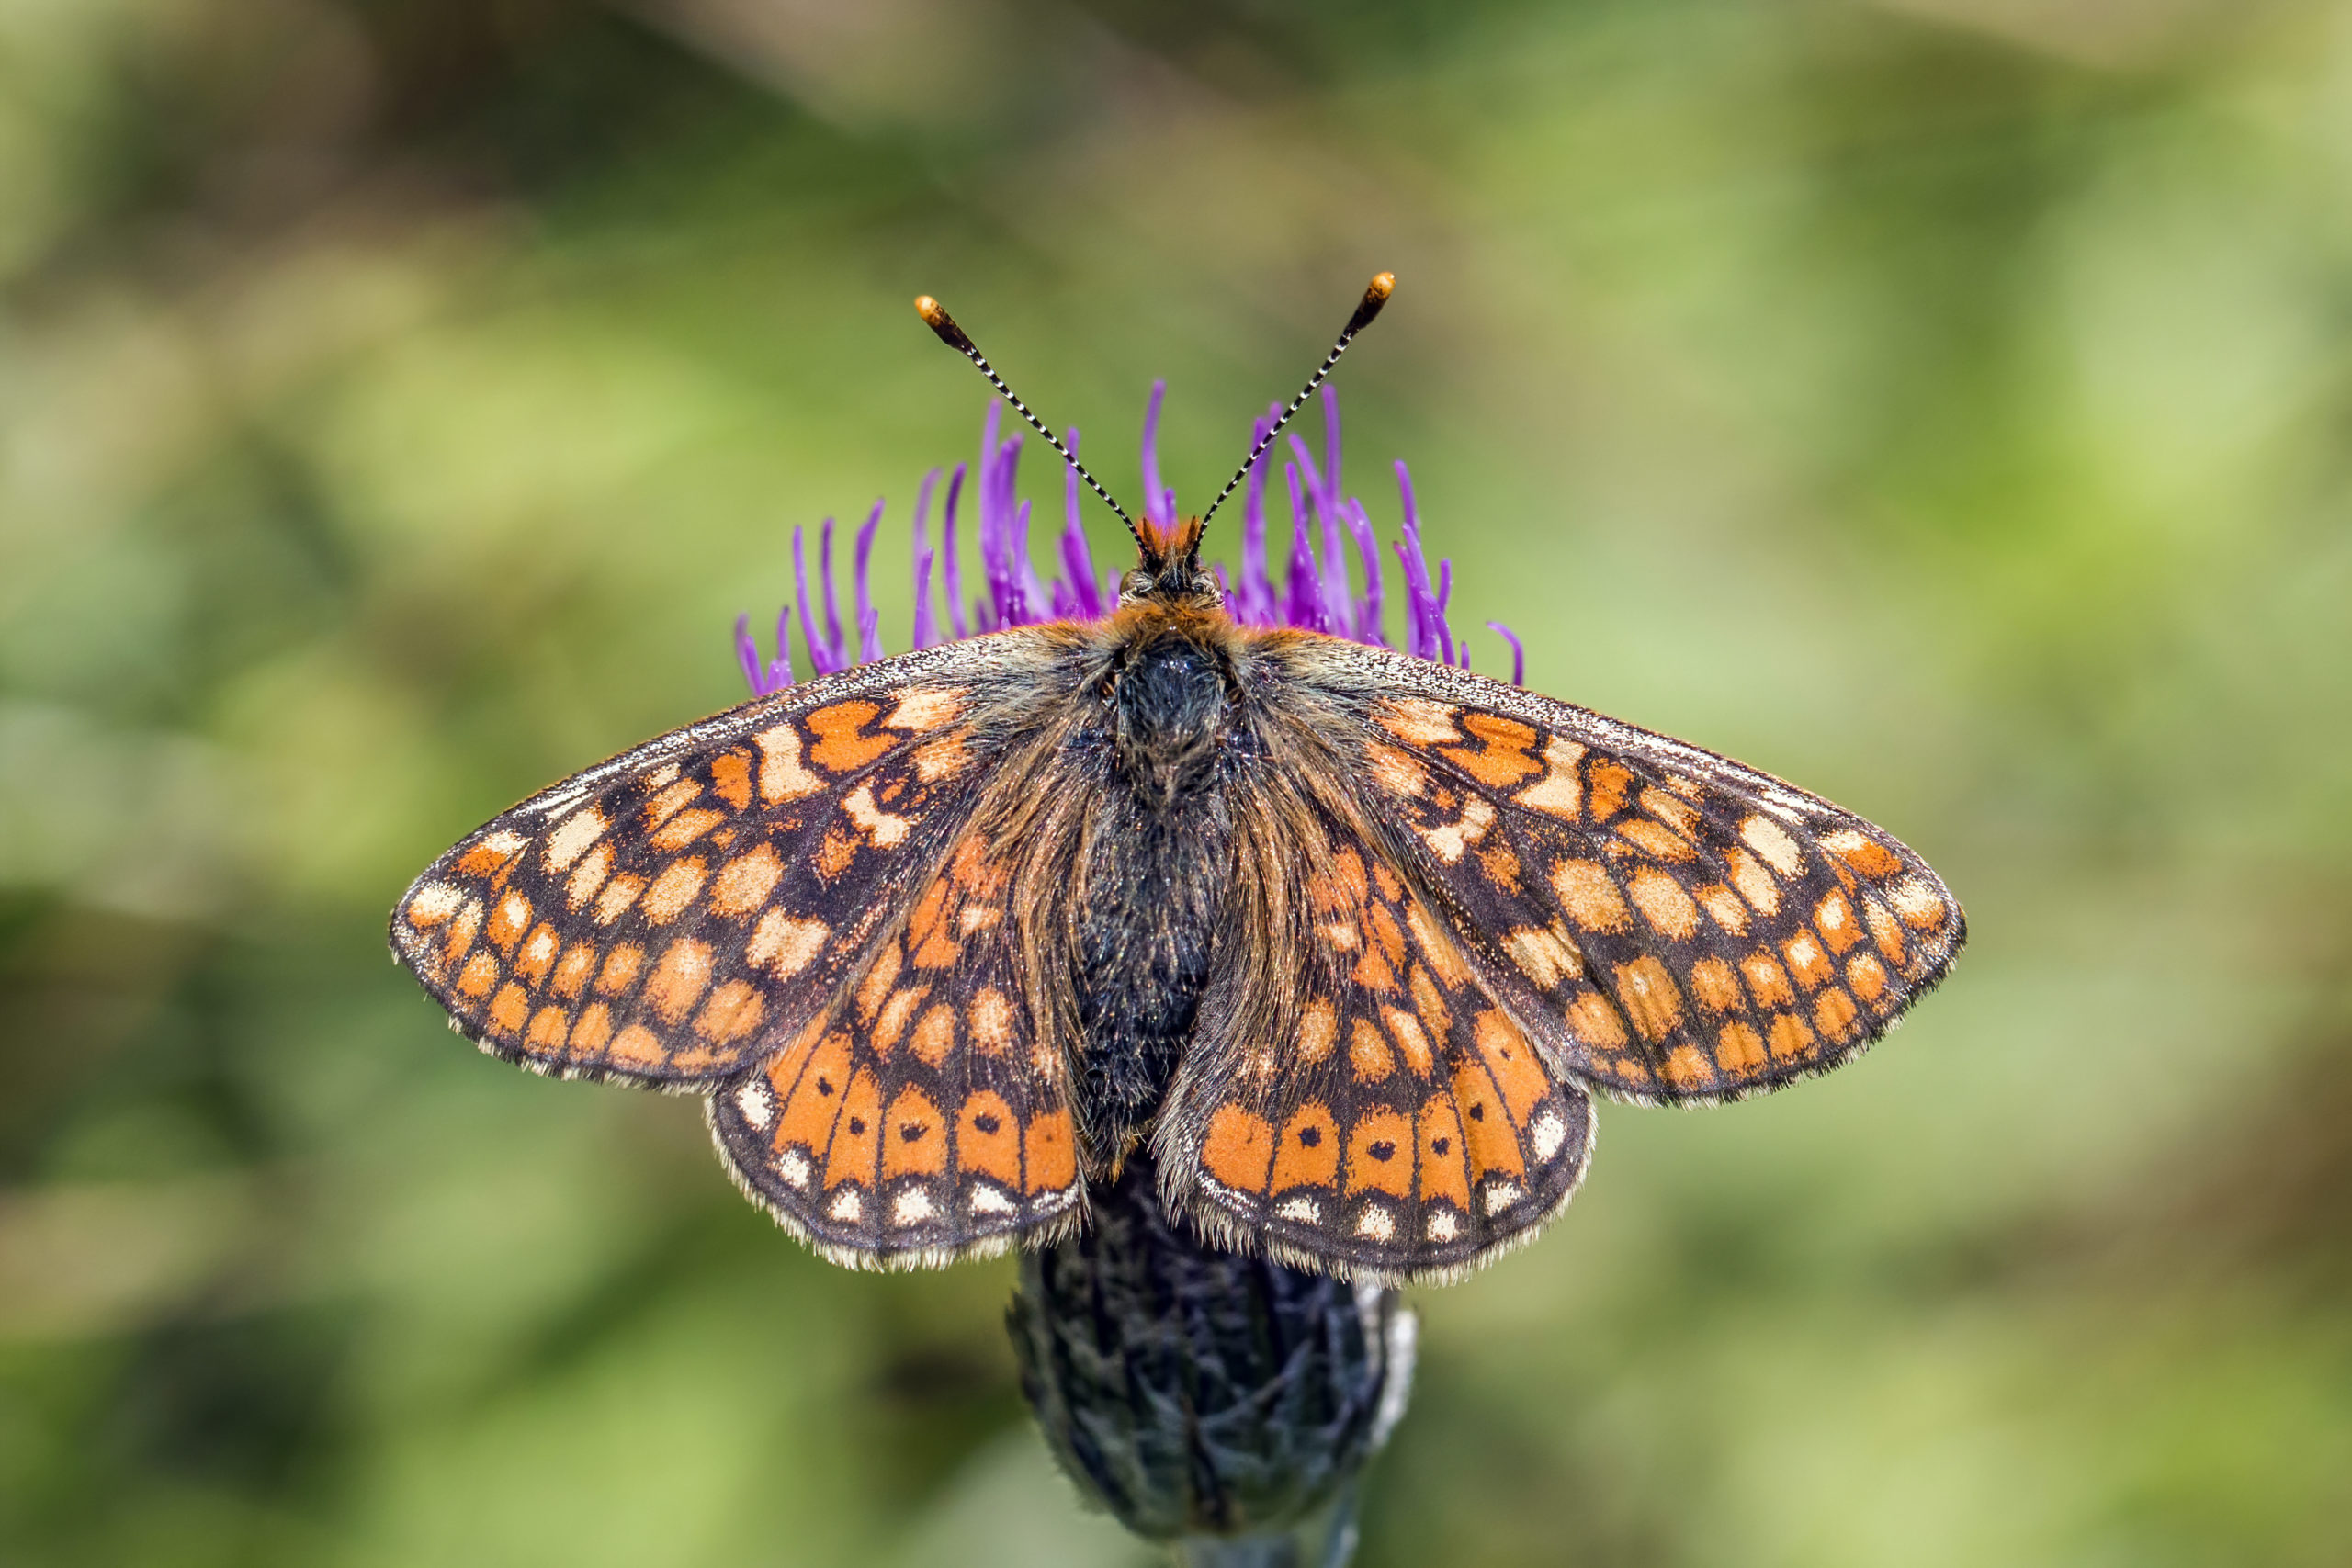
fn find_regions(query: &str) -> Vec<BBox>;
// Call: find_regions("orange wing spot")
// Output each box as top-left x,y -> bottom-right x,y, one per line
1022,1108 -> 1079,1194
1408,966 -> 1453,1040
1370,858 -> 1404,901
1689,956 -> 1743,1014
1663,1043 -> 1713,1090
526,1006 -> 570,1050
805,701 -> 895,773
881,1086 -> 947,1179
1740,951 -> 1794,1008
1724,849 -> 1781,918
457,832 -> 526,878
885,687 -> 966,732
566,841 -> 615,911
640,858 -> 707,925
755,723 -> 823,804
456,951 -> 500,1000
1822,829 -> 1902,878
441,899 -> 483,967
1618,818 -> 1696,863
644,939 -> 712,1024
1813,987 -> 1860,1043
1366,902 -> 1407,969
1862,897 -> 1908,964
908,878 -> 960,968
650,807 -> 725,852
912,733 -> 972,783
1768,1012 -> 1816,1062
1565,988 -> 1630,1050
486,891 -> 531,953
694,979 -> 765,1044
910,1004 -> 957,1066
747,909 -> 830,977
569,1002 -> 613,1055
1513,736 -> 1588,818
956,1091 -> 1022,1187
1846,952 -> 1890,1005
1585,760 -> 1634,821
488,982 -> 529,1034
1404,900 -> 1472,987
1715,1021 -> 1767,1073
1890,877 -> 1950,931
1613,956 -> 1687,1043
1739,815 -> 1804,876
514,924 -> 560,986
856,940 -> 904,1022
872,987 -> 927,1055
1382,1005 -> 1436,1077
1298,1000 -> 1338,1065
643,779 -> 704,832
1451,1059 -> 1525,1179
1349,1019 -> 1396,1082
1815,891 -> 1864,954
595,942 -> 645,997
1376,696 -> 1461,745
594,873 -> 644,925
710,749 -> 754,809
1203,1104 -> 1277,1194
1641,787 -> 1702,836
775,1032 -> 854,1152
1415,1096 -> 1471,1208
405,882 -> 463,928
709,844 -> 784,918
1343,1111 -> 1414,1198
1628,867 -> 1700,940
1477,843 -> 1525,895
1351,941 -> 1398,993
971,988 -> 1013,1055
824,1070 -> 885,1190
1368,741 -> 1430,800
1695,884 -> 1750,935
607,1024 -> 666,1069
1503,925 -> 1579,989
1474,1010 -> 1549,1122
1272,1101 -> 1341,1190
1782,931 -> 1836,991
1439,712 -> 1542,788
1552,860 -> 1632,932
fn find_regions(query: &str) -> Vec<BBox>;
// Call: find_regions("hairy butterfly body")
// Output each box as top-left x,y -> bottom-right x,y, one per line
390,278 -> 1964,1282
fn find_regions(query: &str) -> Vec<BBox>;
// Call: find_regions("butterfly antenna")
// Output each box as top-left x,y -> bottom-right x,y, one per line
1198,272 -> 1396,531
914,295 -> 1144,550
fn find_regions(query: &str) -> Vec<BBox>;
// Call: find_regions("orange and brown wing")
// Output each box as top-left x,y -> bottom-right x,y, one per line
389,649 -> 1004,1087
1162,812 -> 1594,1283
707,829 -> 1085,1266
1307,646 -> 1964,1104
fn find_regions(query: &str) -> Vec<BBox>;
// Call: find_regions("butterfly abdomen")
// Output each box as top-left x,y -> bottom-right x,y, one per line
1069,615 -> 1247,1157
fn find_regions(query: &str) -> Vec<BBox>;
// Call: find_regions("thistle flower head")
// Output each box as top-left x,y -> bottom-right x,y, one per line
738,385 -> 1521,694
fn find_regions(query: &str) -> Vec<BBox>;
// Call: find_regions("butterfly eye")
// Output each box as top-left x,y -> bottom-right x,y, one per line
1118,570 -> 1155,602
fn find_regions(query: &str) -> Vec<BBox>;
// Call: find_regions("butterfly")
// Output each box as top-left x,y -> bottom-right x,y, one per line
390,275 -> 1964,1282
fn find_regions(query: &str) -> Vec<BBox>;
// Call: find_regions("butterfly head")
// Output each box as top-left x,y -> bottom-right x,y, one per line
1121,516 -> 1224,612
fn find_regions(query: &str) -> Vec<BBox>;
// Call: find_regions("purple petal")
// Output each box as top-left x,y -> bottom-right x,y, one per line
854,497 -> 885,664
1060,428 -> 1102,617
735,612 -> 762,694
1487,621 -> 1524,685
1141,379 -> 1172,527
910,468 -> 939,649
793,525 -> 837,676
819,515 -> 844,668
943,462 -> 968,642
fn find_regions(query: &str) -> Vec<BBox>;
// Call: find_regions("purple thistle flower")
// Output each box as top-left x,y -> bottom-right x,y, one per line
736,384 -> 1522,693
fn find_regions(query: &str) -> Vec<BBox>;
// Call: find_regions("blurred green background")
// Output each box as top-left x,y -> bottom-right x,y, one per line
5,1 -> 2350,1563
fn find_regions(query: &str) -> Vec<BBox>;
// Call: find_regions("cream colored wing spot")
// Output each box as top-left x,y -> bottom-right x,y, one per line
405,882 -> 463,928
884,687 -> 965,731
842,783 -> 912,848
1512,737 -> 1588,818
1376,696 -> 1461,745
543,807 -> 606,873
1417,796 -> 1496,864
755,723 -> 823,804
1740,814 -> 1804,876
747,910 -> 830,977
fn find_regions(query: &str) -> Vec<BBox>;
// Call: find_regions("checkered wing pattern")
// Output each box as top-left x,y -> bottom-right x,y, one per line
390,657 -> 996,1087
707,830 -> 1084,1266
1324,648 -> 1965,1104
1163,797 -> 1595,1282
